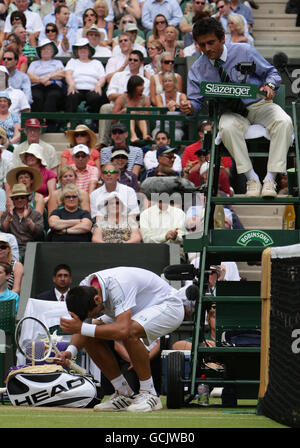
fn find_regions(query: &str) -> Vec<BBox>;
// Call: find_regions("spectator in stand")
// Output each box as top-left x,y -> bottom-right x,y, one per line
196,160 -> 232,196
36,263 -> 72,302
152,71 -> 186,141
93,0 -> 114,47
111,15 -> 143,48
180,0 -> 209,45
13,24 -> 36,60
74,0 -> 114,27
143,130 -> 182,174
0,33 -> 28,72
144,40 -> 164,80
48,165 -> 90,216
27,39 -> 65,132
181,120 -> 212,171
0,261 -> 19,312
64,38 -> 107,114
75,7 -> 98,41
19,143 -> 57,201
147,14 -> 168,47
105,32 -> 134,84
112,23 -> 146,57
70,144 -> 99,194
92,191 -> 141,243
48,184 -> 93,242
42,22 -> 72,57
0,65 -> 30,119
0,142 -> 12,196
12,118 -> 59,173
0,234 -> 23,294
83,25 -> 112,58
43,0 -> 80,33
0,183 -> 44,261
142,1 -> 183,32
62,124 -> 100,176
112,75 -> 151,144
0,126 -> 13,164
0,231 -> 19,261
230,0 -> 254,30
110,147 -> 139,192
38,5 -> 77,51
163,26 -> 184,58
225,14 -> 254,45
100,122 -> 144,177
150,52 -> 183,105
143,145 -> 181,178
4,0 -> 43,43
90,161 -> 140,221
112,0 -> 141,28
3,49 -> 32,104
0,91 -> 21,146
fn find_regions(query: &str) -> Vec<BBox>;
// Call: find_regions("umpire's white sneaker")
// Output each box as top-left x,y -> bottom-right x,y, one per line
245,178 -> 262,197
261,179 -> 277,198
94,392 -> 134,412
126,392 -> 163,413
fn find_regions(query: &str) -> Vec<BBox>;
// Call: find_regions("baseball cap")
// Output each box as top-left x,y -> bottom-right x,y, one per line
156,145 -> 175,157
111,122 -> 127,133
72,144 -> 90,156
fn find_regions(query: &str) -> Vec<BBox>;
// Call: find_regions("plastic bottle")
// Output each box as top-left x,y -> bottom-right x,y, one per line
197,383 -> 209,406
213,205 -> 225,229
283,204 -> 295,230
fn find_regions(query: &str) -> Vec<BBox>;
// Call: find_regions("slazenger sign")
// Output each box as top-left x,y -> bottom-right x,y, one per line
200,81 -> 258,99
237,230 -> 274,247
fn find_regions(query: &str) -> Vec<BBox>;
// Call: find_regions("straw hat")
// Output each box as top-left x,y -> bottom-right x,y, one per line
6,165 -> 43,192
65,124 -> 97,148
36,39 -> 58,58
19,143 -> 47,167
83,25 -> 105,42
9,183 -> 30,198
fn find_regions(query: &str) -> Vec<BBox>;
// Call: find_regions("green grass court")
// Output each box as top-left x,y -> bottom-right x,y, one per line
0,398 -> 288,428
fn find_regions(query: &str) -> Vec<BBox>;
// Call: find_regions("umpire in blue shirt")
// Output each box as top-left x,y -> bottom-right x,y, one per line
180,17 -> 293,198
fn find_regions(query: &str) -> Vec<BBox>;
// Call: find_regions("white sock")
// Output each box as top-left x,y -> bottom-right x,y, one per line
244,169 -> 259,181
139,377 -> 157,396
111,375 -> 134,396
264,172 -> 276,182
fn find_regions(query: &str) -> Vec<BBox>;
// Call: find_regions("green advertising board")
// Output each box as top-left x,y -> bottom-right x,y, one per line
200,81 -> 258,99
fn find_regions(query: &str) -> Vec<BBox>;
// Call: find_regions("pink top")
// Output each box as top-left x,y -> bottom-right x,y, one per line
37,166 -> 57,197
71,164 -> 98,192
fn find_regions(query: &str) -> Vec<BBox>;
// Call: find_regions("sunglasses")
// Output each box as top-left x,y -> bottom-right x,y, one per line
64,195 -> 78,199
3,57 -> 13,61
122,19 -> 134,24
163,60 -> 174,64
84,13 -> 96,17
7,39 -> 17,43
119,39 -> 129,43
75,132 -> 88,137
46,28 -> 56,33
186,225 -> 197,232
0,244 -> 8,250
102,170 -> 118,174
129,58 -> 139,62
13,195 -> 28,200
217,4 -> 225,8
156,20 -> 166,24
195,1 -> 206,4
112,129 -> 126,134
74,153 -> 88,158
162,154 -> 175,159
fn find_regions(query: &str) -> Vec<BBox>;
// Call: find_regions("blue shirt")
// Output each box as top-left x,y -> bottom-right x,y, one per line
230,3 -> 254,25
0,289 -> 19,312
187,43 -> 281,118
43,9 -> 79,31
8,69 -> 32,104
142,0 -> 183,31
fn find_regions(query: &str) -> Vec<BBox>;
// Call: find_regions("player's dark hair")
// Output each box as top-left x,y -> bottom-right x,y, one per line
53,264 -> 72,276
192,17 -> 225,41
66,286 -> 98,321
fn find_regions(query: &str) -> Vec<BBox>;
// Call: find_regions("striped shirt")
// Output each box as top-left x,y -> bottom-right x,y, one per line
100,145 -> 144,171
71,164 -> 98,192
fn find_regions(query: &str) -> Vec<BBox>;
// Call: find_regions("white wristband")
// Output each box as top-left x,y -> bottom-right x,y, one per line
67,344 -> 78,359
81,322 -> 96,338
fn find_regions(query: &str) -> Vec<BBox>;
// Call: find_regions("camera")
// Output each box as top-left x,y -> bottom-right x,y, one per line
235,61 -> 256,75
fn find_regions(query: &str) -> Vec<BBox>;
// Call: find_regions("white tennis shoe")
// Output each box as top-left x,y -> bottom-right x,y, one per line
126,392 -> 163,413
93,391 -> 134,412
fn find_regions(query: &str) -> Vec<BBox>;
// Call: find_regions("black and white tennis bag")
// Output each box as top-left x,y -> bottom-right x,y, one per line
6,366 -> 97,408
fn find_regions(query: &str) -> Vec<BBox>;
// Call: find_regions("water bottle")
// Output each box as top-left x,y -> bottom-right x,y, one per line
197,383 -> 209,406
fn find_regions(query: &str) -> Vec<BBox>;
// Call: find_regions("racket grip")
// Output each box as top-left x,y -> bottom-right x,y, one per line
69,360 -> 86,376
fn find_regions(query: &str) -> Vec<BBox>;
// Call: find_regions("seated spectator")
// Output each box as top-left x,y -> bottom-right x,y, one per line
192,160 -> 232,196
105,31 -> 135,84
144,145 -> 181,178
179,0 -> 209,45
181,120 -> 212,169
144,40 -> 164,80
75,7 -> 98,41
93,0 -> 114,46
0,66 -> 30,118
112,75 -> 151,144
12,118 -> 59,172
100,122 -> 144,177
83,25 -> 112,57
4,0 -> 43,43
112,0 -> 141,28
62,124 -> 100,176
139,196 -> 186,244
36,263 -> 72,302
0,231 -> 20,261
0,91 -> 20,146
147,14 -> 168,47
142,1 -> 183,32
43,0 -> 79,33
0,183 -> 44,261
225,14 -> 254,45
143,130 -> 182,174
0,126 -> 12,165
150,52 -> 183,105
111,147 -> 139,192
48,184 -> 93,242
0,142 -> 12,195
90,161 -> 140,220
6,165 -> 44,216
3,48 -> 32,105
9,11 -> 28,43
74,0 -> 114,27
152,71 -> 186,141
27,39 -> 65,132
163,25 -> 184,58
38,4 -> 77,51
48,165 -> 90,216
19,143 -> 57,201
1,32 -> 28,72
13,24 -> 36,60
42,22 -> 71,57
92,191 -> 141,243
0,261 -> 19,312
64,38 -> 107,114
173,308 -> 216,350
0,234 -> 23,294
70,144 -> 99,194
112,23 -> 146,57
112,14 -> 142,47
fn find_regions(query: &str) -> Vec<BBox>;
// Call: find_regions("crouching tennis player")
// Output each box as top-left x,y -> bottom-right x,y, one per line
59,266 -> 184,413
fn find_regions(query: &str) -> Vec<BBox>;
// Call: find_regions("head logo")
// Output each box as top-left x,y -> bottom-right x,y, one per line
237,230 -> 274,247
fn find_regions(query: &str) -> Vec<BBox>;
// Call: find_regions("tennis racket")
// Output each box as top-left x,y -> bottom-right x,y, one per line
15,316 -> 86,376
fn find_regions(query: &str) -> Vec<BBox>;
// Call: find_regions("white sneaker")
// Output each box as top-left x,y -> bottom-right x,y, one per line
245,179 -> 262,197
261,179 -> 277,198
93,391 -> 134,412
126,392 -> 163,413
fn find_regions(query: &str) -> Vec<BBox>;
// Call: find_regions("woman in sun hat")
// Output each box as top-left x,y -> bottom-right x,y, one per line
61,124 -> 100,176
64,38 -> 107,113
27,39 -> 65,131
19,143 -> 57,201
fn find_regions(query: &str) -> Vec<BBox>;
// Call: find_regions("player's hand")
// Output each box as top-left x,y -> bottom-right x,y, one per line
180,99 -> 194,116
259,85 -> 275,101
55,350 -> 71,367
60,312 -> 82,334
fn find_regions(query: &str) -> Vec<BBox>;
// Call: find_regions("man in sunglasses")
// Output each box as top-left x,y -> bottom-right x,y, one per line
141,0 -> 183,32
180,0 -> 208,39
71,144 -> 99,194
2,49 -> 32,104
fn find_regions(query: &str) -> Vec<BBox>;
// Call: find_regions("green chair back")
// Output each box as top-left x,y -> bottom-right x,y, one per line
0,299 -> 16,336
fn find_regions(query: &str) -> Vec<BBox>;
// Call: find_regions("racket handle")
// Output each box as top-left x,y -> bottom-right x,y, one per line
69,360 -> 86,376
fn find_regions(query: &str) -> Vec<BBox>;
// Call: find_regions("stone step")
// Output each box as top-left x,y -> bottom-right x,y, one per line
253,27 -> 300,40
238,216 -> 283,229
253,0 -> 287,14
253,14 -> 297,27
41,132 -> 68,158
233,204 -> 286,217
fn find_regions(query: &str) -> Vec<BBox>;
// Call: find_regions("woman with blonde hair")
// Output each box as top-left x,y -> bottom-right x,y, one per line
0,235 -> 23,294
226,14 -> 254,45
48,165 -> 90,217
163,25 -> 183,58
144,40 -> 164,79
149,51 -> 183,105
93,0 -> 114,46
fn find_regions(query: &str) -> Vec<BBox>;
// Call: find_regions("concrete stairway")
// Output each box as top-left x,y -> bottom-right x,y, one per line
41,132 -> 69,159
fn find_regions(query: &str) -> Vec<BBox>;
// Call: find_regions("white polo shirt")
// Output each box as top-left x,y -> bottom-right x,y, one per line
90,182 -> 140,218
4,10 -> 43,34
